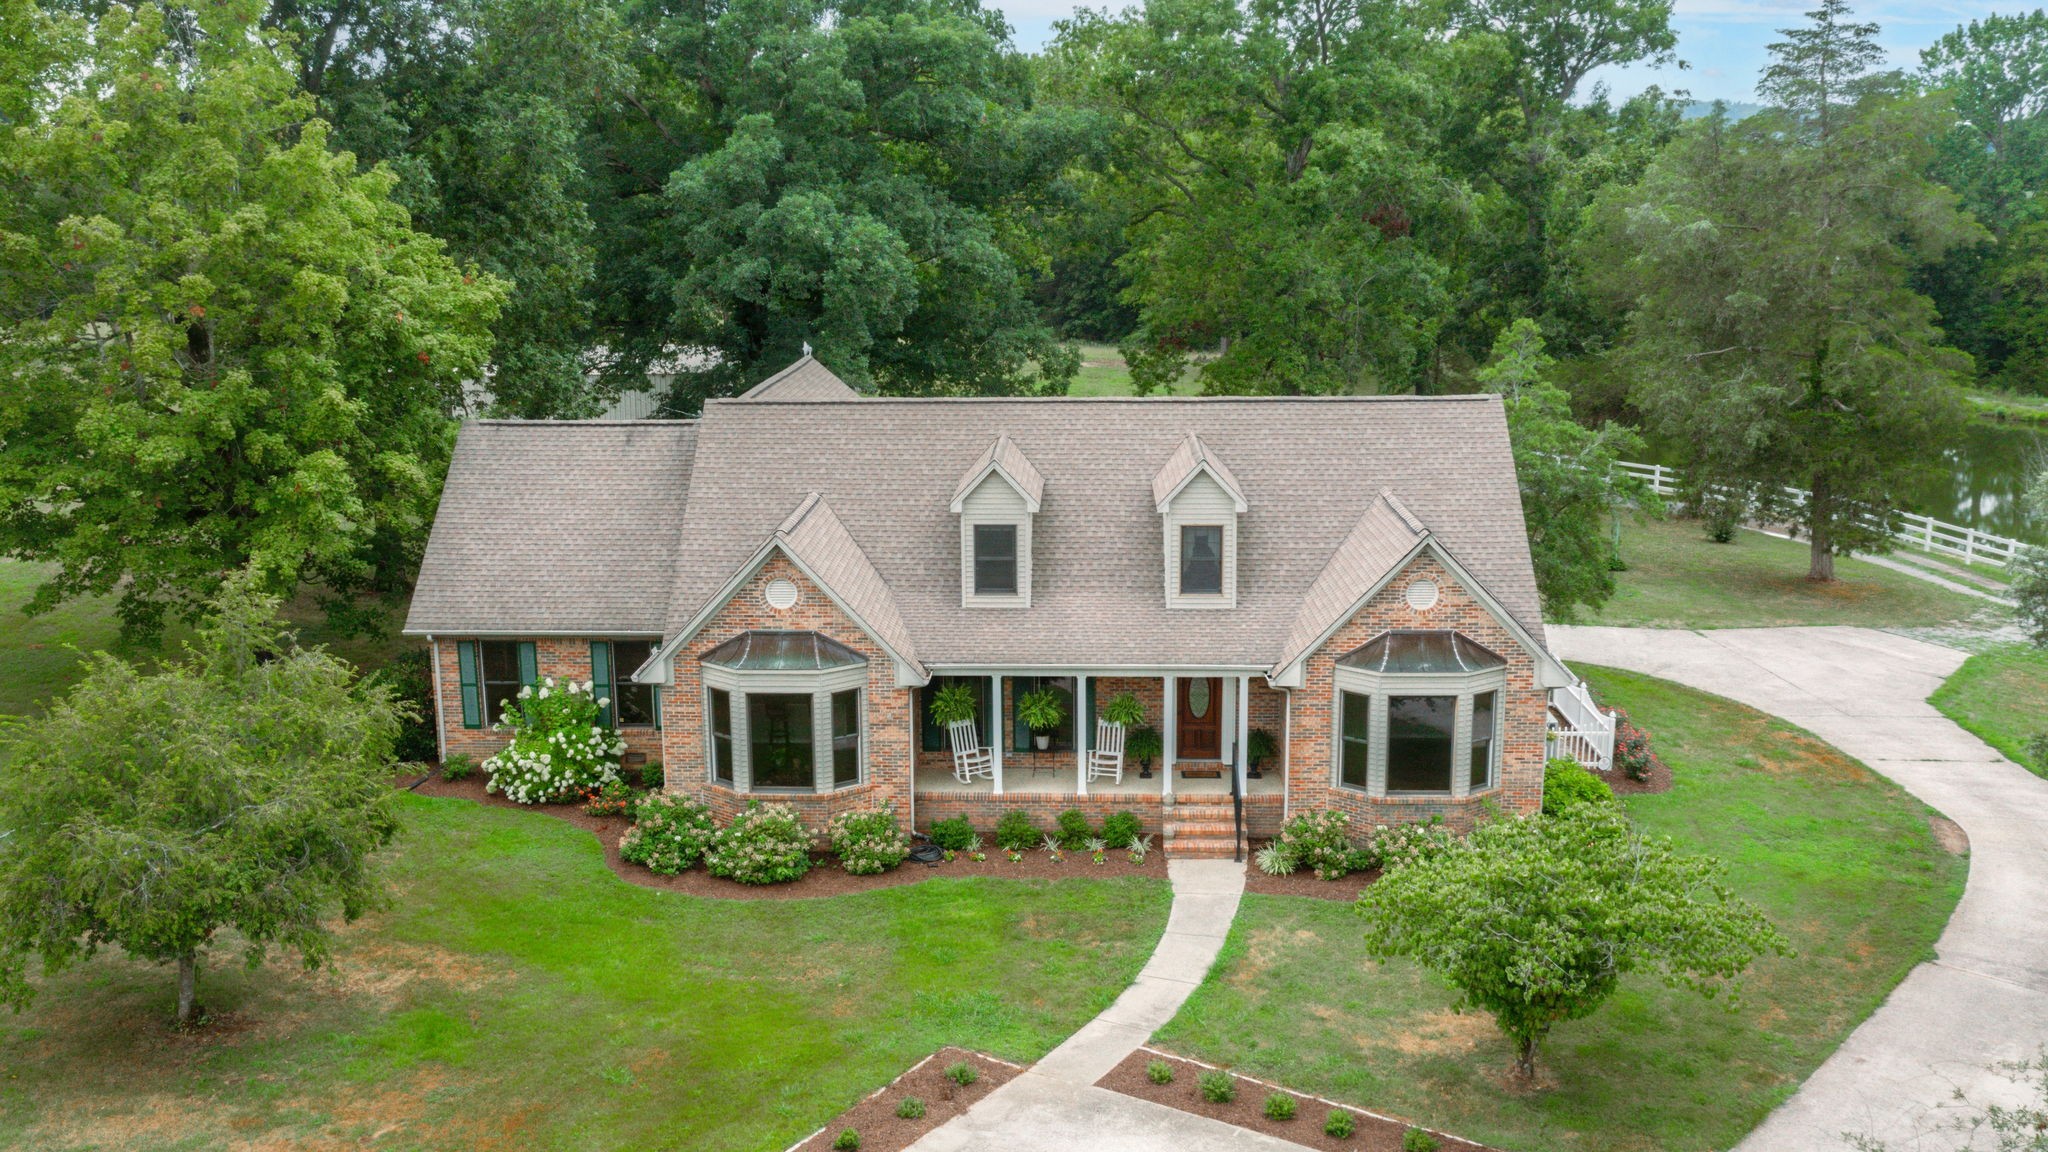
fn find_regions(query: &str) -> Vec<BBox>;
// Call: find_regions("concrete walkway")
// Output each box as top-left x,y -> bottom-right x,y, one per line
1552,625 -> 2048,1150
910,859 -> 1311,1151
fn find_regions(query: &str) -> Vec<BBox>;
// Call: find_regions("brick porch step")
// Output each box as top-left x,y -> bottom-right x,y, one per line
1165,836 -> 1243,859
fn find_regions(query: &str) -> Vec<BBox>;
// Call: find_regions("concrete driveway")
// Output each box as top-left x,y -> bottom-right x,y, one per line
1551,625 -> 2048,1150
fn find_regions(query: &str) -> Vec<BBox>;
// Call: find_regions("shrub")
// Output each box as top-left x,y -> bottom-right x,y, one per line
833,1129 -> 860,1151
1197,1070 -> 1235,1103
637,759 -> 666,790
1610,708 -> 1665,782
1324,1110 -> 1356,1139
483,677 -> 627,804
441,753 -> 477,782
927,816 -> 976,851
1263,1093 -> 1296,1121
1255,843 -> 1295,876
619,793 -> 716,875
945,1061 -> 978,1087
1278,809 -> 1353,880
827,805 -> 910,875
1146,1060 -> 1174,1085
1544,757 -> 1615,815
1403,1127 -> 1439,1152
706,802 -> 814,885
1360,818 -> 1456,872
1055,809 -> 1095,850
582,778 -> 636,817
895,1097 -> 925,1120
1100,810 -> 1142,850
994,810 -> 1039,852
380,647 -> 438,762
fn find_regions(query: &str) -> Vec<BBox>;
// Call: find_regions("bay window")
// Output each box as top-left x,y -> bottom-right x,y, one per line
1332,631 -> 1507,798
700,630 -> 868,793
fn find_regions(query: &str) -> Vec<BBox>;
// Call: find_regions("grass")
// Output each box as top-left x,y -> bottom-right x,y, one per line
0,794 -> 1171,1150
0,558 -> 417,717
1966,387 -> 2048,426
1063,342 -> 1203,397
1932,643 -> 2048,777
1582,515 -> 2006,630
1152,666 -> 1966,1152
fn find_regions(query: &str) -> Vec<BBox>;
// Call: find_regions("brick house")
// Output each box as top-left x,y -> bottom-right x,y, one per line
403,357 -> 1577,856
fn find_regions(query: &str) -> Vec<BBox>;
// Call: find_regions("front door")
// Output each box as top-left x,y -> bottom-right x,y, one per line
1177,677 -> 1222,760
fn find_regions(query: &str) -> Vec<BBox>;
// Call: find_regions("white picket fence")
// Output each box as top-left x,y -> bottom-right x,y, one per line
1613,460 -> 2030,568
1547,675 -> 1616,773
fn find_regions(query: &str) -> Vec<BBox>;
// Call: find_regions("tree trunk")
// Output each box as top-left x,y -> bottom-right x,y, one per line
1807,474 -> 1837,582
176,952 -> 198,1028
1514,1034 -> 1539,1081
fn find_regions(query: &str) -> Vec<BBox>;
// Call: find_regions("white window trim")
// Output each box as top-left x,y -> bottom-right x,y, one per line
1332,664 -> 1508,798
1164,518 -> 1237,608
961,514 -> 1031,608
702,663 -> 869,793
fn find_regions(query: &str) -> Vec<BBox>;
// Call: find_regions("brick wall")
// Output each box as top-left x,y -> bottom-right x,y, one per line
433,637 -> 663,765
1285,551 -> 1546,832
660,552 -> 917,829
911,793 -> 1283,841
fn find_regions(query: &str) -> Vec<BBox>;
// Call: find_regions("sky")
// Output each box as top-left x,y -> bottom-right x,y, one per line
995,0 -> 2027,106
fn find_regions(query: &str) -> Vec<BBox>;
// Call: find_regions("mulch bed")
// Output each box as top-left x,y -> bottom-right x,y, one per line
1606,759 -> 1673,797
1099,1047 -> 1497,1152
785,1047 -> 1019,1152
405,774 -> 1166,900
1240,847 -> 1382,901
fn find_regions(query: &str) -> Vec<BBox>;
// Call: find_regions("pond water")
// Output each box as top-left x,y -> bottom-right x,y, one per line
1638,420 -> 2047,545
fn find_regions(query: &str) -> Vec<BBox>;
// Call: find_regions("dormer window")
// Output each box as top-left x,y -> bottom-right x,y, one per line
1153,433 -> 1248,608
951,434 -> 1043,608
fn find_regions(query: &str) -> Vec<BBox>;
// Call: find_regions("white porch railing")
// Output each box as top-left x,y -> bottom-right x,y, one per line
1547,674 -> 1615,773
1613,460 -> 2030,568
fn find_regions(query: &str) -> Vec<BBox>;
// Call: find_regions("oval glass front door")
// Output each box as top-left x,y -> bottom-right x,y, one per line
1188,678 -> 1211,718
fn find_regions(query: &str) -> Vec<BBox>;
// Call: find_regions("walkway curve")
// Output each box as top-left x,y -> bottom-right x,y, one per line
1552,625 -> 2048,1150
908,859 -> 1318,1151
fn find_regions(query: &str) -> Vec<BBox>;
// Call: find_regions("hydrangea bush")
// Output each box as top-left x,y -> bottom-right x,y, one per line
1277,809 -> 1354,880
826,804 -> 910,875
484,678 -> 627,804
707,802 -> 814,885
619,793 -> 717,875
1361,819 -> 1457,872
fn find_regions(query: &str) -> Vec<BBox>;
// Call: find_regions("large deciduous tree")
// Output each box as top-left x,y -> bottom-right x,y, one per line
0,573 -> 405,1028
1358,804 -> 1789,1080
1581,1 -> 1976,581
0,0 -> 505,637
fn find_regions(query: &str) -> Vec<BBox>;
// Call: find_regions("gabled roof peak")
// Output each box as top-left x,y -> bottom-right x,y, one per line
1152,431 -> 1249,513
737,356 -> 862,402
949,432 -> 1045,513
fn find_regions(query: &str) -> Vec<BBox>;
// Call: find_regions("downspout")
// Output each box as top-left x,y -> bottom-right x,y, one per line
429,636 -> 447,766
1280,685 -> 1292,825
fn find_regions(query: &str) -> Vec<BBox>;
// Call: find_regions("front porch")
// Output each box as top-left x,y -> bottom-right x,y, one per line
914,758 -> 1285,798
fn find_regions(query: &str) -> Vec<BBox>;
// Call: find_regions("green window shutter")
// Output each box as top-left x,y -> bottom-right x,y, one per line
517,641 -> 538,686
920,684 -> 941,752
1011,676 -> 1031,753
651,679 -> 662,729
456,641 -> 482,729
1085,681 -> 1098,749
590,641 -> 614,727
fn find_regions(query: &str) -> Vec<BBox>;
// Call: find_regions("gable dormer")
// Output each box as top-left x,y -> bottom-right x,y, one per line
1153,433 -> 1248,609
950,433 -> 1043,607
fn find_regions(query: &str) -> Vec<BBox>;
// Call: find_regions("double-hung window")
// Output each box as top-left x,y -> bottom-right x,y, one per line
1180,525 -> 1224,595
480,640 -> 528,726
973,524 -> 1018,596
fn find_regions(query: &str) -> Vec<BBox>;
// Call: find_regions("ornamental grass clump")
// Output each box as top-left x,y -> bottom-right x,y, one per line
1277,809 -> 1354,880
619,793 -> 716,875
827,804 -> 910,875
483,677 -> 626,804
707,802 -> 814,885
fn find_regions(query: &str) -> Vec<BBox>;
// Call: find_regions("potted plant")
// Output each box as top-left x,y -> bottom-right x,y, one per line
1247,728 -> 1278,779
1101,691 -> 1144,729
1128,725 -> 1163,778
1017,685 -> 1067,751
929,682 -> 978,730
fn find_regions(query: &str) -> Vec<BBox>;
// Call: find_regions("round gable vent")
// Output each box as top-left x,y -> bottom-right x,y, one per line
1405,579 -> 1440,612
764,578 -> 801,611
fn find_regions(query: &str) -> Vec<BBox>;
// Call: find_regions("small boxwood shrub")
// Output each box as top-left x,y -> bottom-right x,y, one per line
1100,810 -> 1142,850
927,816 -> 976,851
1543,756 -> 1615,815
832,1129 -> 860,1151
945,1061 -> 978,1087
619,793 -> 716,875
1197,1070 -> 1235,1103
1403,1127 -> 1439,1152
441,753 -> 477,781
1324,1109 -> 1356,1139
827,804 -> 910,875
1278,809 -> 1353,880
706,802 -> 814,885
636,759 -> 666,790
994,810 -> 1039,852
1263,1093 -> 1296,1121
1054,809 -> 1095,850
1146,1060 -> 1174,1085
895,1097 -> 925,1120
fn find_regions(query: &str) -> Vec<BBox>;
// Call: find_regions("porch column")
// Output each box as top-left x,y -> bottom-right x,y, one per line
1235,674 -> 1250,794
1161,673 -> 1176,795
990,673 -> 1004,795
1075,673 -> 1090,797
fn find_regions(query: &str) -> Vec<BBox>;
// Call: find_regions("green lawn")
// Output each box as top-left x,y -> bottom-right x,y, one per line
1152,666 -> 1966,1152
1583,515 -> 2005,630
1063,342 -> 1204,397
0,794 -> 1171,1151
0,558 -> 416,716
1932,643 -> 2048,777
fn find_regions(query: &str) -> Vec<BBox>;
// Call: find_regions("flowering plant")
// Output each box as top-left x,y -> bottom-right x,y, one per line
583,778 -> 636,817
707,801 -> 814,885
1610,708 -> 1664,782
483,677 -> 627,804
1361,818 -> 1456,872
1277,809 -> 1354,880
826,804 -> 910,875
620,792 -> 717,875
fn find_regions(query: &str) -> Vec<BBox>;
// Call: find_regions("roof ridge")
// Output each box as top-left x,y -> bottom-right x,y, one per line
468,418 -> 700,426
776,491 -> 825,536
705,394 -> 1497,406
